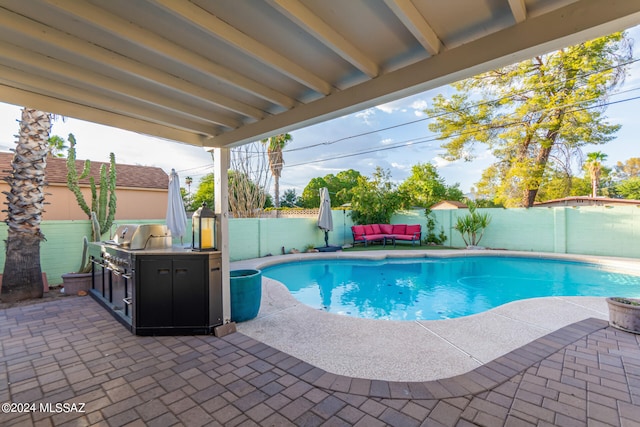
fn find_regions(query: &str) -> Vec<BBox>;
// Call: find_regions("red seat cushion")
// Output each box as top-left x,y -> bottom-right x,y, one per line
364,225 -> 374,235
364,234 -> 385,241
371,224 -> 381,234
352,225 -> 365,240
392,224 -> 406,235
379,224 -> 393,234
406,224 -> 421,235
395,234 -> 414,241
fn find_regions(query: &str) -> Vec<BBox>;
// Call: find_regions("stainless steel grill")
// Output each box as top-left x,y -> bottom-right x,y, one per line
88,225 -> 223,336
108,224 -> 172,250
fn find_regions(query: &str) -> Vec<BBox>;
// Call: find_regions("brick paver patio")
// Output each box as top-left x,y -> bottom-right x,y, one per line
1,296 -> 639,426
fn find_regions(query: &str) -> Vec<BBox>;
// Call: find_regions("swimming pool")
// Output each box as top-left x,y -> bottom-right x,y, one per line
261,256 -> 640,320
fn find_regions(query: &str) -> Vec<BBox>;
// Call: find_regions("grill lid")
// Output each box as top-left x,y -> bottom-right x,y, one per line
110,224 -> 171,250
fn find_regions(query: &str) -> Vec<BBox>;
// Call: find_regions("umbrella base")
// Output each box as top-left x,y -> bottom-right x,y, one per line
315,245 -> 342,252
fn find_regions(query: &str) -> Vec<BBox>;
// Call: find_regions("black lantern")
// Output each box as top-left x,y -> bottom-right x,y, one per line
192,202 -> 216,251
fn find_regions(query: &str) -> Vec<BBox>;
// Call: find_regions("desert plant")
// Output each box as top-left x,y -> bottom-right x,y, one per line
454,204 -> 491,247
66,134 -> 117,241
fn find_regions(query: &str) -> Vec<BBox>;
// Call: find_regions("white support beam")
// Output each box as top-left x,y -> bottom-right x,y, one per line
384,0 -> 443,55
213,148 -> 231,323
509,0 -> 527,23
0,85 -> 207,146
0,8 -> 266,120
268,0 -> 380,78
0,42 -> 239,129
155,0 -> 333,95
42,0 -> 296,108
0,66 -> 219,136
209,0 -> 640,147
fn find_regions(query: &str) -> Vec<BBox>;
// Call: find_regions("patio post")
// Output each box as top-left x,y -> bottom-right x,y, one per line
214,147 -> 231,322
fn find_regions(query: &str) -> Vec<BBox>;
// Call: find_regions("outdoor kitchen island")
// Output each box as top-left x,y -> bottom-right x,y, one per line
87,225 -> 223,336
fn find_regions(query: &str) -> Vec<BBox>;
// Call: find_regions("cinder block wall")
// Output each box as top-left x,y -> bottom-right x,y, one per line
0,206 -> 638,285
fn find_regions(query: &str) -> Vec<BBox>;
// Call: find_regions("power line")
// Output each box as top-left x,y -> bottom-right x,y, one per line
281,56 -> 640,155
284,90 -> 640,169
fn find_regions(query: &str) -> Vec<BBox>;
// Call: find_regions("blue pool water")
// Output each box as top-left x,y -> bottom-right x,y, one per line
261,257 -> 640,320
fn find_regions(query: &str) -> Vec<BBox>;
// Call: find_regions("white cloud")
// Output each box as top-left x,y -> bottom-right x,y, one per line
432,156 -> 452,168
376,103 -> 398,114
354,108 -> 376,125
380,138 -> 393,145
410,99 -> 428,110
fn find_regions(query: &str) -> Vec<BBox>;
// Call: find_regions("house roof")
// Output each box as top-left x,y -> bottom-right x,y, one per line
533,196 -> 640,207
431,200 -> 469,209
0,1 -> 638,148
0,152 -> 168,190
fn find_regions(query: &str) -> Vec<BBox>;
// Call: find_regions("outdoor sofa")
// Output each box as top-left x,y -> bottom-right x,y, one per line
351,224 -> 422,247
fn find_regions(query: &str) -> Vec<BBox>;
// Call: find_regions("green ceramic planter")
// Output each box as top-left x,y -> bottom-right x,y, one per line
230,269 -> 262,322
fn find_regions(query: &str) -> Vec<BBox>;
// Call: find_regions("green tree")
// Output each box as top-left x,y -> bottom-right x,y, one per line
300,177 -> 328,208
1,108 -> 50,302
279,189 -> 299,207
300,169 -> 362,208
584,151 -> 608,197
346,167 -> 401,224
616,177 -> 640,199
426,33 -> 631,207
47,134 -> 69,157
261,133 -> 292,208
398,163 -> 463,208
190,174 -> 214,211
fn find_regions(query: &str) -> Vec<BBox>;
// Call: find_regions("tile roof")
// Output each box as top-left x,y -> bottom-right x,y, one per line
533,196 -> 640,206
0,152 -> 168,190
431,200 -> 469,209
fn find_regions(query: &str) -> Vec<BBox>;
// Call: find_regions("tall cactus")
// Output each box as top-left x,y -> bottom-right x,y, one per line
66,134 -> 117,241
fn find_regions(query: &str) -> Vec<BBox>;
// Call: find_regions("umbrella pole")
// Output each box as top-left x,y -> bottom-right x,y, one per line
324,230 -> 329,247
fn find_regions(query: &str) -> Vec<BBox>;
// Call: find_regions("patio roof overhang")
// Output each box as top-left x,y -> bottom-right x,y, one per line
1,0 -> 639,149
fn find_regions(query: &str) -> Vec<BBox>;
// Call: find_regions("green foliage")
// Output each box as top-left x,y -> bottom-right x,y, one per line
398,163 -> 463,208
426,33 -> 632,207
190,174 -> 214,211
47,135 -> 68,157
78,235 -> 92,273
300,169 -> 362,208
261,133 -> 292,208
66,134 -> 116,241
584,151 -> 608,197
424,209 -> 447,245
279,189 -> 300,207
616,177 -> 640,199
346,167 -> 401,225
453,204 -> 491,247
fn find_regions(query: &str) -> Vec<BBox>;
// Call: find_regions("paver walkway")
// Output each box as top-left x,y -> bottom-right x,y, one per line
1,296 -> 639,426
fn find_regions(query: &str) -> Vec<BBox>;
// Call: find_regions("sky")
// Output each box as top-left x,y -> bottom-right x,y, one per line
1,26 -> 640,199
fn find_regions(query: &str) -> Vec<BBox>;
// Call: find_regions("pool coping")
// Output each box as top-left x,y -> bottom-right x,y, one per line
235,317 -> 610,400
231,250 -> 640,382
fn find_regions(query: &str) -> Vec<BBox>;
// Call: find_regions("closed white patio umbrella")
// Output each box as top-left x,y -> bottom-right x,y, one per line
317,187 -> 333,248
166,168 -> 188,244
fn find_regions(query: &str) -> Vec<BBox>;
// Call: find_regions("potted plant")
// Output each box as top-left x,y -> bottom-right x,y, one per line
61,235 -> 93,295
606,297 -> 640,334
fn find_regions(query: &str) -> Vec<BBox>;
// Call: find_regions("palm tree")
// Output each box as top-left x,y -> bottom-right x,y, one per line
261,133 -> 292,208
1,108 -> 51,302
585,151 -> 608,198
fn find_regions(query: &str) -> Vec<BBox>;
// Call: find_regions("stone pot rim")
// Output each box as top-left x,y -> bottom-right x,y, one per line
606,297 -> 640,307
